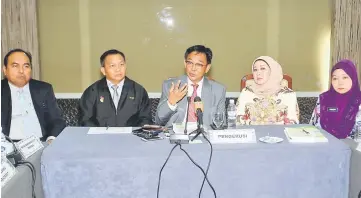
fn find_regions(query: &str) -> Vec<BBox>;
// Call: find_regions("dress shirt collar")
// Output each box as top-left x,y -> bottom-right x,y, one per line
106,78 -> 125,89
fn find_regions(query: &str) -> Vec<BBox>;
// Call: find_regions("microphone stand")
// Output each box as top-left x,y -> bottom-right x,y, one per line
188,108 -> 216,198
183,97 -> 191,135
190,127 -> 206,141
189,110 -> 206,141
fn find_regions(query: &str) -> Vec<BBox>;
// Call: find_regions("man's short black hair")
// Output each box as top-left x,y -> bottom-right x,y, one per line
184,45 -> 213,64
3,48 -> 32,67
100,49 -> 126,67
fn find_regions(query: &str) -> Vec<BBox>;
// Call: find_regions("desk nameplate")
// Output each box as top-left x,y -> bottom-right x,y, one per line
209,129 -> 257,144
15,135 -> 44,159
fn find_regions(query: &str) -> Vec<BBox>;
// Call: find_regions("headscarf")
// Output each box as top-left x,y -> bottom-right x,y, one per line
248,56 -> 284,97
320,59 -> 361,138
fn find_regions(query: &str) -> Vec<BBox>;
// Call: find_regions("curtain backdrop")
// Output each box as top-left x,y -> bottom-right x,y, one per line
1,0 -> 40,79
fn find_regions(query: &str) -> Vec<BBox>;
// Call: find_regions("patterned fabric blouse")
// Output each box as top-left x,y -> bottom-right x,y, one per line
236,86 -> 299,125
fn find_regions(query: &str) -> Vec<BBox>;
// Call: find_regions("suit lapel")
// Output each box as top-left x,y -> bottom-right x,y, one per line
201,77 -> 212,126
29,80 -> 42,122
116,77 -> 130,111
99,77 -> 117,111
1,79 -> 12,135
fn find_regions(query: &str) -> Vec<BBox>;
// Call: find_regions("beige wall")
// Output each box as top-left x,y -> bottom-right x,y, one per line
38,0 -> 331,93
38,0 -> 82,92
278,0 -> 331,91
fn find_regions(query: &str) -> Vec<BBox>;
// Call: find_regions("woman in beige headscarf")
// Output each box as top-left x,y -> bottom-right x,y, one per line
236,56 -> 299,125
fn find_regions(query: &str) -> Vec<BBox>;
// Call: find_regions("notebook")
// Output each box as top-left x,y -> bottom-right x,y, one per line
284,126 -> 328,143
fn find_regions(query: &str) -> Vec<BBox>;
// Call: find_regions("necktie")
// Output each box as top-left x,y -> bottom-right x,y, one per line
187,84 -> 199,122
111,85 -> 119,109
17,88 -> 24,99
17,89 -> 27,115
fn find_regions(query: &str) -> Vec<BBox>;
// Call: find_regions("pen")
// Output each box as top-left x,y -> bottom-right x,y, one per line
302,129 -> 310,134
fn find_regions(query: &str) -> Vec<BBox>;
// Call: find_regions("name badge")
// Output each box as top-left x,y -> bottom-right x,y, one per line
209,129 -> 257,144
1,157 -> 17,188
327,107 -> 338,112
15,135 -> 44,159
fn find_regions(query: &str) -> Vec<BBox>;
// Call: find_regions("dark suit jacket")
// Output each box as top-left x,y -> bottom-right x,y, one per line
79,77 -> 152,127
1,78 -> 66,141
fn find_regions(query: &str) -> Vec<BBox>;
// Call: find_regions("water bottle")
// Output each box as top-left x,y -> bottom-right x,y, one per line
227,99 -> 237,129
353,106 -> 361,142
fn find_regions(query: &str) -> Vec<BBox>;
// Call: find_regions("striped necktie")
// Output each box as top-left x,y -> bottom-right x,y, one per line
187,84 -> 199,122
111,85 -> 119,109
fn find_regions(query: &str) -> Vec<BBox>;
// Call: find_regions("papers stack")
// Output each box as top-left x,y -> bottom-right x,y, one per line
284,126 -> 328,143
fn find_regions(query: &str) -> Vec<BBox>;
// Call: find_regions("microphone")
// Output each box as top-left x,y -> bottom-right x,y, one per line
194,96 -> 203,128
190,97 -> 204,141
3,135 -> 23,166
184,97 -> 191,135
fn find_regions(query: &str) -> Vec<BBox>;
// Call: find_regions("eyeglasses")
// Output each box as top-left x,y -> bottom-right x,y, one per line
185,61 -> 206,69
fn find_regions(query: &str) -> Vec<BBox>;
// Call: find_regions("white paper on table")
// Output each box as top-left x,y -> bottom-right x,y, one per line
172,122 -> 198,135
87,127 -> 132,134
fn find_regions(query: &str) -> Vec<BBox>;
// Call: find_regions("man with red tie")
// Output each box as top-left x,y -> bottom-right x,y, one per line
155,45 -> 226,130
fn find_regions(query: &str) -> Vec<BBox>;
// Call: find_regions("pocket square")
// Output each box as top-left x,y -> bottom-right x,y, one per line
129,96 -> 135,100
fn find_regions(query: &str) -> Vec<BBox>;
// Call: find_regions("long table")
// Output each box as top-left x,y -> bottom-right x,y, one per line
2,148 -> 45,198
41,126 -> 351,198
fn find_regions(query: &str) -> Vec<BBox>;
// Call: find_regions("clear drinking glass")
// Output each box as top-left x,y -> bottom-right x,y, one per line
212,111 -> 224,130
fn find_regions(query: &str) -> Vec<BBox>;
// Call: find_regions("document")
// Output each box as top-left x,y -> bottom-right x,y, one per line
87,127 -> 132,134
284,126 -> 328,143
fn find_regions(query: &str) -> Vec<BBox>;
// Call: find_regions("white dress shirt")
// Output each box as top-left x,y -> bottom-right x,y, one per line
168,77 -> 204,123
8,82 -> 44,140
106,79 -> 125,103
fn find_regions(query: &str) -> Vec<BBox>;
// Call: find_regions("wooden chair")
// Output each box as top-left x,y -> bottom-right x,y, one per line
240,74 -> 292,91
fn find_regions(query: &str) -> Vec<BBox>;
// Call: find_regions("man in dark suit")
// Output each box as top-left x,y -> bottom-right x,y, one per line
79,49 -> 152,127
1,49 -> 66,143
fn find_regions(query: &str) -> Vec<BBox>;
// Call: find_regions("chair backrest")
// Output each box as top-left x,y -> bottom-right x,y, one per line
240,74 -> 292,91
